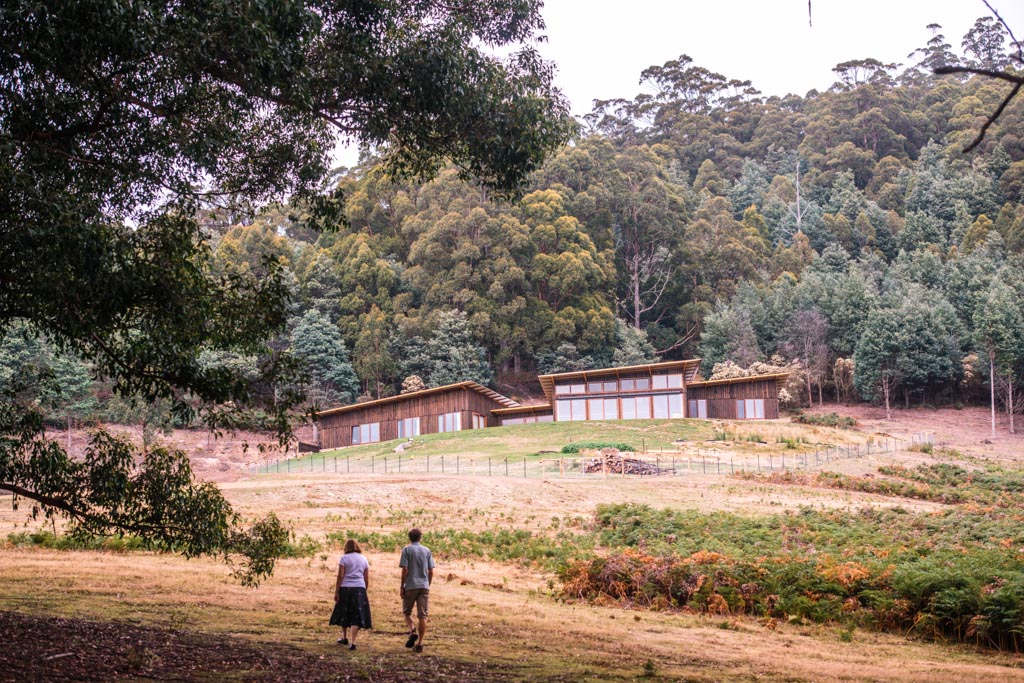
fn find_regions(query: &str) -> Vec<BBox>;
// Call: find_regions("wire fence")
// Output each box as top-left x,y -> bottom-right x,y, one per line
249,432 -> 935,479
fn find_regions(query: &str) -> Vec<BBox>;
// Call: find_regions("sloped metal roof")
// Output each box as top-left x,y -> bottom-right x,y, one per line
316,381 -> 518,418
536,359 -> 702,403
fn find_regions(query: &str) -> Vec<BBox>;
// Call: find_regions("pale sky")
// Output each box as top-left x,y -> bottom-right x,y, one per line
539,0 -> 1024,115
336,1 -> 1023,166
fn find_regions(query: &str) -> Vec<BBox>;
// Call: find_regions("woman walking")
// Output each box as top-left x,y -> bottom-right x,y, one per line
330,539 -> 372,650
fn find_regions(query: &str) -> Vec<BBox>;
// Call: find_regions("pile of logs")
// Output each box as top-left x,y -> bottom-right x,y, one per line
583,448 -> 667,476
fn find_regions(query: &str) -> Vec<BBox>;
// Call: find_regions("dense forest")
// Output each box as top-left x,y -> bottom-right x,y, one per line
5,17 -> 1024,433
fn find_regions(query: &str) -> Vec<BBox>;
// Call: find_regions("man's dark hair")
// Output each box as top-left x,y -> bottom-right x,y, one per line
408,528 -> 422,543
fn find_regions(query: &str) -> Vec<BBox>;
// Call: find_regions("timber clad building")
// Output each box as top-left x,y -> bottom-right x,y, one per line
317,360 -> 786,449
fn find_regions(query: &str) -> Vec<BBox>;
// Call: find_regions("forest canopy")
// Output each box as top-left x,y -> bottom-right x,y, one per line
0,0 -> 573,582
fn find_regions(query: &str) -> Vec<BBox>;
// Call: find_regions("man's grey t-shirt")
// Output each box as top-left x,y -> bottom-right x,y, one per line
399,542 -> 435,590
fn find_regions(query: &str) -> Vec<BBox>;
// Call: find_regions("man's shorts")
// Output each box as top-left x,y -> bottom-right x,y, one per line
402,588 -> 429,618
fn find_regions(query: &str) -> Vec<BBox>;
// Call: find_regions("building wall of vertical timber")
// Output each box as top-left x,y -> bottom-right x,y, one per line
317,384 -> 509,449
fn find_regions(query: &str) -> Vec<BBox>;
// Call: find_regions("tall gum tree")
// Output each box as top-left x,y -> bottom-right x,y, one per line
0,0 -> 573,583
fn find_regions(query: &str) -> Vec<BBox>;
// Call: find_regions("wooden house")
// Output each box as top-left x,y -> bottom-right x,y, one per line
316,381 -> 518,450
315,361 -> 786,449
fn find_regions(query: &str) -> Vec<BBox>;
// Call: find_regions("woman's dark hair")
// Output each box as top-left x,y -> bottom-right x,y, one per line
408,528 -> 422,543
344,539 -> 362,554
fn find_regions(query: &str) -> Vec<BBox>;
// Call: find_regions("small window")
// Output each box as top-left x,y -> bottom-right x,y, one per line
620,378 -> 635,391
569,383 -> 585,395
555,383 -> 571,395
652,374 -> 668,390
688,399 -> 707,418
736,400 -> 745,419
437,412 -> 462,432
604,380 -> 617,392
668,374 -> 683,388
588,381 -> 604,394
635,377 -> 650,391
472,413 -> 486,429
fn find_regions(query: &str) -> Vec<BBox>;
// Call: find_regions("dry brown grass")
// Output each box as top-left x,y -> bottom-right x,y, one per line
2,538 -> 1022,682
4,410 -> 1024,680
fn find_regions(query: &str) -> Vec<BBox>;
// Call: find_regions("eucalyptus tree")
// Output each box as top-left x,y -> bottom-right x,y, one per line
0,0 -> 573,582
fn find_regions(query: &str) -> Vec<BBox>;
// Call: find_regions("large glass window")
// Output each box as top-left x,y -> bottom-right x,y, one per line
736,400 -> 745,419
588,398 -> 604,420
652,374 -> 668,390
569,383 -> 585,395
669,393 -> 683,418
621,397 -> 635,419
588,381 -> 604,394
653,394 -> 669,419
635,377 -> 650,391
604,398 -> 618,420
636,395 -> 651,418
398,417 -> 420,439
668,374 -> 683,388
620,378 -> 635,392
621,396 -> 652,420
556,399 -> 571,421
437,412 -> 462,432
555,383 -> 570,395
571,398 -> 586,421
352,422 -> 380,445
472,413 -> 486,429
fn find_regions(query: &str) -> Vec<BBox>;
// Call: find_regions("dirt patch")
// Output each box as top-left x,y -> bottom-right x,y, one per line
0,610 -> 510,682
802,404 -> 1024,464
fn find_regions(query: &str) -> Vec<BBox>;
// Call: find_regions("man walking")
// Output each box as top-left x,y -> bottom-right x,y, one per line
399,527 -> 434,653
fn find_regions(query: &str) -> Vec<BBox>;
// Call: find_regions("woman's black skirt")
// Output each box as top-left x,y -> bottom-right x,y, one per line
330,587 -> 372,629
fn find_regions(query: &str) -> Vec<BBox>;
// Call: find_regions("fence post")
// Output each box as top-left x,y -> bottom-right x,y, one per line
702,456 -> 706,474
524,458 -> 527,478
347,455 -> 350,474
426,455 -> 429,473
716,458 -> 720,475
730,456 -> 734,474
384,456 -> 387,474
560,458 -> 564,478
441,455 -> 445,474
488,457 -> 491,476
757,454 -> 760,472
288,459 -> 291,473
505,458 -> 509,477
782,453 -> 785,470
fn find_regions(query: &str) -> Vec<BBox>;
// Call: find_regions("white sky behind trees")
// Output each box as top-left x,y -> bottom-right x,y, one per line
336,1 -> 1023,166
540,0 -> 1024,115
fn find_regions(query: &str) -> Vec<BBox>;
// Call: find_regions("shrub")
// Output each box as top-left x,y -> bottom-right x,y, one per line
791,412 -> 857,429
561,441 -> 635,454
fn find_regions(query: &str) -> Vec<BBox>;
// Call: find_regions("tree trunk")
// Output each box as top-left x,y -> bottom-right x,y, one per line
882,378 -> 891,419
1009,375 -> 1015,435
990,351 -> 996,438
817,380 -> 823,406
806,374 -> 813,409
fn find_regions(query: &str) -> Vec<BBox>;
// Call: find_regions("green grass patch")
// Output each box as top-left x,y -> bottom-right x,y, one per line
560,441 -> 635,454
557,462 -> 1024,651
327,527 -> 593,571
791,412 -> 858,429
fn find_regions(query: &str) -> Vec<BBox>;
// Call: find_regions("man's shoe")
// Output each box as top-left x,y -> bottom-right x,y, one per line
405,632 -> 418,648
